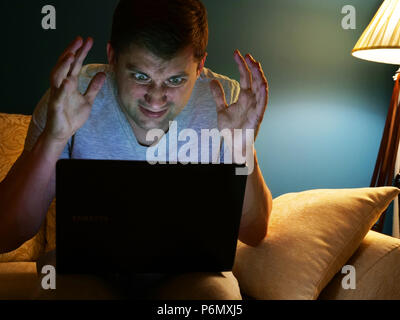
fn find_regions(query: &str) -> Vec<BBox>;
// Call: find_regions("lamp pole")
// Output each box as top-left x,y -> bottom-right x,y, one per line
371,67 -> 400,232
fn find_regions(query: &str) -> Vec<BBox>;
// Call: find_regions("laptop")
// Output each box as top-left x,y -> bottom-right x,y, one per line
56,159 -> 247,275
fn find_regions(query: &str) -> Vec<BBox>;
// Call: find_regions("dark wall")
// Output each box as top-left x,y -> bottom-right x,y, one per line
1,0 -> 396,232
1,0 -> 118,115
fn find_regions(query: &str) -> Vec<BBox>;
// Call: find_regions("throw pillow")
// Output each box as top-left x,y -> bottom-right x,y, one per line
233,187 -> 400,300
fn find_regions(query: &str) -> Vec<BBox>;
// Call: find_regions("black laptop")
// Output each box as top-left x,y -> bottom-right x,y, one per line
56,159 -> 247,275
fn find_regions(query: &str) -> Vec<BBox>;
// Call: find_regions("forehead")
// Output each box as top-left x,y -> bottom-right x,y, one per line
119,45 -> 197,75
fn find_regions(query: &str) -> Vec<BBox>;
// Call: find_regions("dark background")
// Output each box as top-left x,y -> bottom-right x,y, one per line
0,1 -> 397,233
1,0 -> 117,113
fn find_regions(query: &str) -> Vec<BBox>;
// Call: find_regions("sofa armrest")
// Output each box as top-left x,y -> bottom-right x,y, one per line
0,262 -> 38,300
319,230 -> 400,300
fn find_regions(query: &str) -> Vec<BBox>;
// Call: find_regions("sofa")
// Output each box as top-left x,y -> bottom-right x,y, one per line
1,112 -> 400,300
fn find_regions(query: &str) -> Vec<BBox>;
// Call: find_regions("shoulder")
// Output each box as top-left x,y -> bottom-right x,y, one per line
198,67 -> 240,104
77,64 -> 111,95
31,64 -> 111,131
77,64 -> 115,103
30,64 -> 111,129
79,64 -> 110,79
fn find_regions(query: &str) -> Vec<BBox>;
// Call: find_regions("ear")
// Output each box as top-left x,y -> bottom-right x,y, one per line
197,52 -> 208,77
107,42 -> 117,66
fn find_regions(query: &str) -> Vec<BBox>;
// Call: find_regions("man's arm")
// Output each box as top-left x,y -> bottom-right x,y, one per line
210,50 -> 271,247
0,134 -> 66,253
237,148 -> 272,247
0,36 -> 105,253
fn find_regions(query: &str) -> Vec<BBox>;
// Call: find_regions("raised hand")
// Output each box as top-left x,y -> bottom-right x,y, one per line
44,36 -> 106,144
210,50 -> 269,160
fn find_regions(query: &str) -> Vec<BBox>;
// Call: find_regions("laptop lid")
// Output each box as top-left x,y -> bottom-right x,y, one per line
56,159 -> 247,275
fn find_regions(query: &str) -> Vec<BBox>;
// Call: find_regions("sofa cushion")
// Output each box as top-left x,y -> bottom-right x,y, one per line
232,187 -> 400,300
0,113 -> 46,262
319,230 -> 400,299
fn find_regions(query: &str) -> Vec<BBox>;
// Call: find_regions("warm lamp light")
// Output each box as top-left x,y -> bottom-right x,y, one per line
352,0 -> 400,233
352,0 -> 400,66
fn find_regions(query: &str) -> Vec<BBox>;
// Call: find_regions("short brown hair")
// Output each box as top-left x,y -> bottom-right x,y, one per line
110,0 -> 208,62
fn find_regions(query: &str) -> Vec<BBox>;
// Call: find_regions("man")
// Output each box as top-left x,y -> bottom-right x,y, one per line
0,0 -> 272,299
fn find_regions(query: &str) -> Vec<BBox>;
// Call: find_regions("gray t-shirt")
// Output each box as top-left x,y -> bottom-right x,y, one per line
24,64 -> 240,163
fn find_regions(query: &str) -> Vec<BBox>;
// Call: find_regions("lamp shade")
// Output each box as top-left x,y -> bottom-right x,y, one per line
352,0 -> 400,65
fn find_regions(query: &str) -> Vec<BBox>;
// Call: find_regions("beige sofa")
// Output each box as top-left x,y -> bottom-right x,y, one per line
1,112 -> 400,300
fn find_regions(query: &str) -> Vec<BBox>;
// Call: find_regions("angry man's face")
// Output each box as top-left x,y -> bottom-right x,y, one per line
107,43 -> 206,146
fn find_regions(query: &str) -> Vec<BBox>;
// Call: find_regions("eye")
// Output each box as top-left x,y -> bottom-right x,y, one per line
131,73 -> 150,82
168,77 -> 186,86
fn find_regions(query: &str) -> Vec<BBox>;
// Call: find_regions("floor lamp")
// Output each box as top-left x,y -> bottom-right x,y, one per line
352,0 -> 400,233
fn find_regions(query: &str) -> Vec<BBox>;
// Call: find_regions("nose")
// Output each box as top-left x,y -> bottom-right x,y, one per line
144,84 -> 168,110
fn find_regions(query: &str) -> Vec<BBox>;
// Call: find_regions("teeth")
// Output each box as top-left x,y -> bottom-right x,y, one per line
144,108 -> 166,114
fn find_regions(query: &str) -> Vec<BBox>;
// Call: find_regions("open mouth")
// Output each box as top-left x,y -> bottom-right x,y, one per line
139,105 -> 168,119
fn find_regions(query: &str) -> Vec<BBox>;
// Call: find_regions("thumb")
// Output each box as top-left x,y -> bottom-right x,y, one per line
85,72 -> 106,105
210,79 -> 228,112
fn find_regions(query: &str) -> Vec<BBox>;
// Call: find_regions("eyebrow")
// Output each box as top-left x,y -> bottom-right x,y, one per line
126,63 -> 189,78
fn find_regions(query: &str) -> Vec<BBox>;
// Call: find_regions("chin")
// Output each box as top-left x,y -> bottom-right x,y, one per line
138,118 -> 170,132
142,114 -> 176,130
